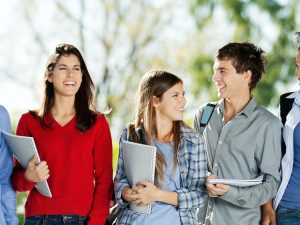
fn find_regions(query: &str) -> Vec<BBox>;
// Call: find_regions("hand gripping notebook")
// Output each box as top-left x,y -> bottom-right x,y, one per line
122,141 -> 156,214
1,131 -> 52,197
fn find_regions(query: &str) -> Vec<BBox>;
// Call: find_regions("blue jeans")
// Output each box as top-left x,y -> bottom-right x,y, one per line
277,205 -> 300,225
24,215 -> 88,225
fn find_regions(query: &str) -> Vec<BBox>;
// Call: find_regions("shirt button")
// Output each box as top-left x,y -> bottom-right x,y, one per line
214,163 -> 218,167
218,141 -> 222,144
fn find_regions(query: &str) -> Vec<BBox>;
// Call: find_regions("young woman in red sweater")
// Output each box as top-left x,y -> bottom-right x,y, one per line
13,44 -> 113,225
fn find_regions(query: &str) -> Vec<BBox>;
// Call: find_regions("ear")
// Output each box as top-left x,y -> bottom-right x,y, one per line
244,69 -> 252,80
47,73 -> 53,83
152,96 -> 160,108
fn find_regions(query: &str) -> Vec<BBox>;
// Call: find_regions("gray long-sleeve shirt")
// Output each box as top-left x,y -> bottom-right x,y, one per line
194,98 -> 282,225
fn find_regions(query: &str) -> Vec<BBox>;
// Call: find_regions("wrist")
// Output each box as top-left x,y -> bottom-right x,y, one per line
24,170 -> 31,182
156,188 -> 163,202
24,171 -> 35,184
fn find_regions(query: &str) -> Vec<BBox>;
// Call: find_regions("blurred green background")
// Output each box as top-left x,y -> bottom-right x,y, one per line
1,0 -> 299,224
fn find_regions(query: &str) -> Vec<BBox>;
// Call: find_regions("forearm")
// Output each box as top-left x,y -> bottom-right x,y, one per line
261,200 -> 276,225
157,189 -> 178,206
12,164 -> 35,192
220,175 -> 279,208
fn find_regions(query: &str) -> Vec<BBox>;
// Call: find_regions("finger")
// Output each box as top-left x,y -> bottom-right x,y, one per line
28,155 -> 38,167
208,193 -> 218,198
213,185 -> 228,192
130,193 -> 140,200
207,174 -> 218,179
132,186 -> 139,192
37,161 -> 48,169
36,164 -> 49,174
133,198 -> 143,205
41,168 -> 50,178
206,183 -> 218,191
261,220 -> 270,225
137,181 -> 150,187
124,187 -> 133,195
270,216 -> 276,225
123,194 -> 133,202
44,173 -> 50,180
216,183 -> 229,189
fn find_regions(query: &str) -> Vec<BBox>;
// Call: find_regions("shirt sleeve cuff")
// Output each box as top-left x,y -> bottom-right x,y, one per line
116,183 -> 130,208
175,189 -> 188,210
219,186 -> 239,202
22,172 -> 36,189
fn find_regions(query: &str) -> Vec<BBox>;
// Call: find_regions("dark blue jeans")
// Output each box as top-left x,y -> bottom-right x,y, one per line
277,205 -> 300,225
24,215 -> 88,225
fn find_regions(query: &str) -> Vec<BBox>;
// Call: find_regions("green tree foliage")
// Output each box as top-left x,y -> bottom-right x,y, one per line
190,0 -> 299,106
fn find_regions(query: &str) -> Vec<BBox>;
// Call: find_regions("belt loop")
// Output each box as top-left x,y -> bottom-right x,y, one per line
42,215 -> 48,225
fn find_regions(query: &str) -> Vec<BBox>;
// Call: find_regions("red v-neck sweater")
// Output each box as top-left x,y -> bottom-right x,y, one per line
13,112 -> 113,225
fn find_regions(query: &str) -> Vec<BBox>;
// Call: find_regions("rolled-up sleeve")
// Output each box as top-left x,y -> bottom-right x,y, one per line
114,129 -> 131,208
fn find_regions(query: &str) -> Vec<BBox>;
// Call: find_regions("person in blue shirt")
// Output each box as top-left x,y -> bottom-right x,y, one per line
0,105 -> 18,225
261,32 -> 300,225
114,70 -> 207,225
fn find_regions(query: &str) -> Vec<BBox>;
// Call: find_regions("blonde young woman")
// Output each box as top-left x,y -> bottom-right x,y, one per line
114,70 -> 207,225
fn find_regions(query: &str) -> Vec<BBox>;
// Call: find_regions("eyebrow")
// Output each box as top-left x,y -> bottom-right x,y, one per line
57,64 -> 81,67
171,91 -> 185,94
213,66 -> 227,71
217,66 -> 227,71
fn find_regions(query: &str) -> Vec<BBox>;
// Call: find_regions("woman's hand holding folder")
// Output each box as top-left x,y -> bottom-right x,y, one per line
25,155 -> 50,183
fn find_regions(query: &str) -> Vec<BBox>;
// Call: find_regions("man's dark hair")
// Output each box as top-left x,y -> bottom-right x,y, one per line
217,42 -> 267,90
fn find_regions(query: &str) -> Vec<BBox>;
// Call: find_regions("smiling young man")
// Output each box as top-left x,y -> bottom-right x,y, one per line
194,42 -> 282,225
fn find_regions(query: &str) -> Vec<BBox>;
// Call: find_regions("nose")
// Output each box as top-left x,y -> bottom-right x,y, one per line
66,68 -> 74,77
296,66 -> 300,78
212,72 -> 219,82
181,94 -> 187,106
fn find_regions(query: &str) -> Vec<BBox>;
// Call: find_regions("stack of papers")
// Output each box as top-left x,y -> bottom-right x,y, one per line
207,174 -> 265,187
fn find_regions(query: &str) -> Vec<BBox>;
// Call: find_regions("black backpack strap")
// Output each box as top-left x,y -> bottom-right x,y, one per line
279,92 -> 294,157
199,103 -> 217,135
279,92 -> 294,125
126,123 -> 146,144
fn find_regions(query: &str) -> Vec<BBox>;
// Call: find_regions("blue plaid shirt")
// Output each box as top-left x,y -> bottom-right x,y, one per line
114,123 -> 207,225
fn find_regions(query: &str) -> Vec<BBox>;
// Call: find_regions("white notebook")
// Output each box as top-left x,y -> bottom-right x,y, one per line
122,141 -> 156,214
207,174 -> 265,187
1,131 -> 52,197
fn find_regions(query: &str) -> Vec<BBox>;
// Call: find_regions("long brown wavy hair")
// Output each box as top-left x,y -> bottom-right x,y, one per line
31,43 -> 97,132
134,70 -> 182,186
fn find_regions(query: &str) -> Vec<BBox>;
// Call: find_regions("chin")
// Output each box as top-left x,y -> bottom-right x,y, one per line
217,93 -> 224,99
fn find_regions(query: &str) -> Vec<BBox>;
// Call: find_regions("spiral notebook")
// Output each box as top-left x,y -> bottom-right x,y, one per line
207,174 -> 265,187
1,131 -> 52,197
122,141 -> 156,214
